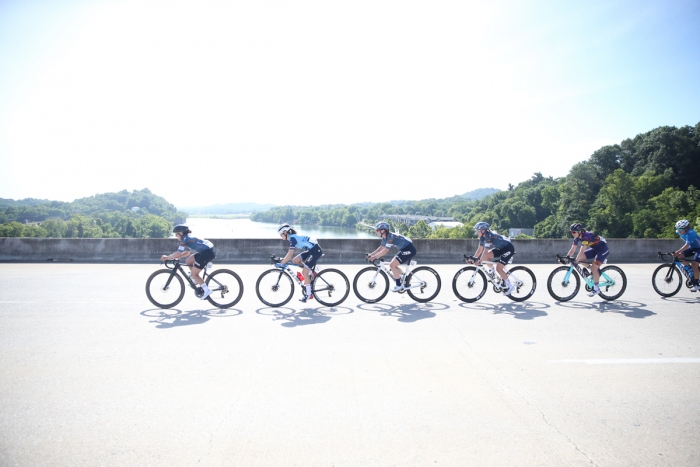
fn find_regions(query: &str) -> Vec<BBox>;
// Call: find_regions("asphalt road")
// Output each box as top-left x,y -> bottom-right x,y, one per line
1,263 -> 699,466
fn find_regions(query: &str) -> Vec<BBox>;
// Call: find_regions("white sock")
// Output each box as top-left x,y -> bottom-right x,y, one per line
306,285 -> 312,296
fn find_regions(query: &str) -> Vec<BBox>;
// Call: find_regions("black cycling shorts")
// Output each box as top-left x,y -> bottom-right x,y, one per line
491,244 -> 515,265
394,243 -> 417,265
193,248 -> 216,270
299,244 -> 323,269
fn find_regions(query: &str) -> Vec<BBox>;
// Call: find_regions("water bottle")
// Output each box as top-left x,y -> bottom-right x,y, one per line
582,268 -> 590,278
297,272 -> 304,282
684,264 -> 693,277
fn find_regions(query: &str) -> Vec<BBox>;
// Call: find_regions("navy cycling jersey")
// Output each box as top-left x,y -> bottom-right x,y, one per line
381,232 -> 413,250
288,234 -> 318,251
479,231 -> 511,249
677,228 -> 700,250
177,235 -> 214,253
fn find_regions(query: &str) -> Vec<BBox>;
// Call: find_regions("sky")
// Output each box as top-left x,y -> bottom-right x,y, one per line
0,0 -> 698,209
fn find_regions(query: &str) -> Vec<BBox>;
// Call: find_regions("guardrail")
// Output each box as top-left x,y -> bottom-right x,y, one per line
0,237 -> 680,263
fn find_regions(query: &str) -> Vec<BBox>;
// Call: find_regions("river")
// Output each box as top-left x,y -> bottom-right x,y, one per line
183,218 -> 376,239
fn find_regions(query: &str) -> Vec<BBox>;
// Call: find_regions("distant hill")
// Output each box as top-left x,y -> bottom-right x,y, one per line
180,202 -> 277,215
461,188 -> 500,200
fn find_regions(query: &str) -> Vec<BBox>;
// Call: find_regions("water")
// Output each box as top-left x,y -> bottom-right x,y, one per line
183,218 -> 376,239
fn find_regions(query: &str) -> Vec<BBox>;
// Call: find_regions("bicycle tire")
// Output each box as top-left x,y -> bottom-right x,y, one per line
312,268 -> 350,307
403,266 -> 441,303
146,269 -> 185,309
547,266 -> 580,302
353,267 -> 390,303
452,266 -> 488,302
256,269 -> 294,307
598,265 -> 627,301
205,269 -> 244,308
651,264 -> 682,297
506,266 -> 537,302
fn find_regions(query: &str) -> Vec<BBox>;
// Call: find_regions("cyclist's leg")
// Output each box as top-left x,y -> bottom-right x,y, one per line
591,246 -> 609,284
687,249 -> 700,287
391,245 -> 416,285
186,254 -> 204,285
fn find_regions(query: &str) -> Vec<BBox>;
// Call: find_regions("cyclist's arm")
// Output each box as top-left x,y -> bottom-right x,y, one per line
674,244 -> 690,257
161,249 -> 190,261
566,244 -> 577,258
473,246 -> 485,264
280,248 -> 295,264
368,246 -> 389,261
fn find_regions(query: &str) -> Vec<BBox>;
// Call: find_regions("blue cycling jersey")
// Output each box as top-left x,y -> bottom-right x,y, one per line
177,235 -> 214,253
677,228 -> 700,250
479,231 -> 511,249
381,232 -> 413,250
288,234 -> 318,251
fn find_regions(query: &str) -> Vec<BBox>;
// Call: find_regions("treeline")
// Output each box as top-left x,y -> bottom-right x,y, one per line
252,122 -> 700,239
0,189 -> 187,238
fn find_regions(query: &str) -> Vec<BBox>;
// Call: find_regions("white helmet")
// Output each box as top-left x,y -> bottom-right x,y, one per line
676,219 -> 690,230
277,224 -> 292,235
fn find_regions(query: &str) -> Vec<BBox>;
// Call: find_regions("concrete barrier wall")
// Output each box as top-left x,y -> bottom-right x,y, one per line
0,237 -> 680,263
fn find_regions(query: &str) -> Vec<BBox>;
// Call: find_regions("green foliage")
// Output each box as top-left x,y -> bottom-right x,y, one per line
0,189 -> 182,238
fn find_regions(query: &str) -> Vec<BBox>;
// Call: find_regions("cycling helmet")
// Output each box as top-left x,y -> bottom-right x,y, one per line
570,223 -> 584,232
473,221 -> 489,232
676,219 -> 690,230
277,224 -> 292,235
375,221 -> 390,231
172,224 -> 189,234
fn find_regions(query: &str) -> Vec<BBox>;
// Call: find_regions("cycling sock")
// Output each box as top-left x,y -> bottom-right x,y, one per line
306,285 -> 312,296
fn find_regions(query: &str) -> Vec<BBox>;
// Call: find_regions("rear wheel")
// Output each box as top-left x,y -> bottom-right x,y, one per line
146,269 -> 185,309
506,266 -> 537,302
452,266 -> 487,302
312,268 -> 350,307
205,269 -> 244,308
651,264 -> 682,297
406,266 -> 441,303
547,266 -> 580,302
256,269 -> 294,307
598,266 -> 627,301
353,267 -> 390,303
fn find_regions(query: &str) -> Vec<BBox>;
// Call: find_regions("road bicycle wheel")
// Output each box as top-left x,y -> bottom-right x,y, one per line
452,266 -> 487,302
353,267 -> 390,303
405,266 -> 441,303
547,266 -> 580,302
312,268 -> 350,307
506,266 -> 537,302
205,269 -> 244,308
651,264 -> 682,297
146,269 -> 185,309
598,265 -> 627,301
256,269 -> 294,307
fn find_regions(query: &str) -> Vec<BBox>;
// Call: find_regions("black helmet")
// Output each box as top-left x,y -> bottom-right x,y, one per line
173,224 -> 189,234
570,223 -> 584,232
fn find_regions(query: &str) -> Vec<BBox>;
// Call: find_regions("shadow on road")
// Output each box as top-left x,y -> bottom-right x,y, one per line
660,296 -> 700,305
457,301 -> 549,320
357,302 -> 448,322
553,300 -> 655,318
255,305 -> 354,327
140,307 -> 243,328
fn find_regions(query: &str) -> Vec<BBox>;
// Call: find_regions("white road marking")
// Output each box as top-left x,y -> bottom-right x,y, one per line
552,358 -> 700,364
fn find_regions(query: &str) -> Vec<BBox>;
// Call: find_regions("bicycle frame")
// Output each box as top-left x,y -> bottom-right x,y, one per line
367,258 -> 426,292
163,259 -> 213,291
268,255 -> 323,294
555,254 -> 616,290
462,255 -> 514,292
657,251 -> 696,283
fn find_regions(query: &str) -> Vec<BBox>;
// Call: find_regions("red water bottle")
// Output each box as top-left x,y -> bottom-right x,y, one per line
297,272 -> 304,282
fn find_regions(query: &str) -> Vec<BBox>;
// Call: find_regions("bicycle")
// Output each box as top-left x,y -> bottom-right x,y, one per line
652,251 -> 698,297
547,254 -> 627,301
255,255 -> 350,307
452,255 -> 536,302
145,259 -> 243,309
353,256 -> 441,303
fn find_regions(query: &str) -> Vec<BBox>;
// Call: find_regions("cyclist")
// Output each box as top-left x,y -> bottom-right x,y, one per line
672,219 -> 700,291
160,224 -> 215,300
367,221 -> 416,292
277,224 -> 323,302
469,222 -> 515,295
566,223 -> 609,297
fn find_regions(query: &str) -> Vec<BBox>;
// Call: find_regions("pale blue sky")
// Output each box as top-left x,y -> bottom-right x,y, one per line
0,0 -> 698,208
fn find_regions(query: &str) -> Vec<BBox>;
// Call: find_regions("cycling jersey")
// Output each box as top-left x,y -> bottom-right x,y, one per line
677,228 -> 700,250
178,235 -> 214,253
288,234 -> 318,251
381,232 -> 413,250
479,231 -> 512,249
573,231 -> 606,248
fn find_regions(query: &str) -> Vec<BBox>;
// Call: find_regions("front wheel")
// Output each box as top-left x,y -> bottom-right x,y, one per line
146,269 -> 185,309
506,266 -> 537,302
256,269 -> 294,307
353,267 -> 390,303
312,268 -> 350,307
547,266 -> 580,302
206,269 -> 244,308
406,266 -> 442,303
452,266 -> 487,302
598,265 -> 627,301
651,264 -> 682,297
